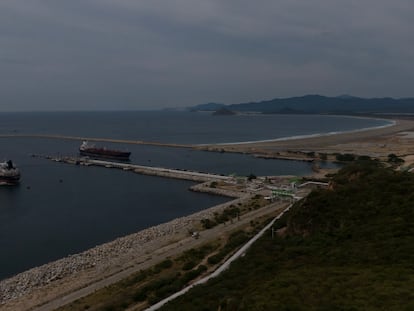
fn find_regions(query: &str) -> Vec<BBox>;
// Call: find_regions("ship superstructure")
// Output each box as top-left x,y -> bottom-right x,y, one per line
0,160 -> 21,185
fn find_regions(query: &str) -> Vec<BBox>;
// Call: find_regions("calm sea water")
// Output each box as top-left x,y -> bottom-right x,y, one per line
0,111 -> 390,144
0,111 -> 390,280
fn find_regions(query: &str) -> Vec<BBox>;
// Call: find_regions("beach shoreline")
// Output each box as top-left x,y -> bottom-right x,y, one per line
200,118 -> 414,162
198,116 -> 396,146
0,114 -> 398,149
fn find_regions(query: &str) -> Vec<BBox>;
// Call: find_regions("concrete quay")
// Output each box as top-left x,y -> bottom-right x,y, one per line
48,156 -> 232,183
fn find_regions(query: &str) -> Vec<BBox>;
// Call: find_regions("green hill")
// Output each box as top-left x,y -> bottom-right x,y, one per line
189,95 -> 414,114
161,160 -> 414,310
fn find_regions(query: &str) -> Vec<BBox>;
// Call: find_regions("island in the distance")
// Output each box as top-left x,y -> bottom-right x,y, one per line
212,107 -> 236,116
189,94 -> 414,115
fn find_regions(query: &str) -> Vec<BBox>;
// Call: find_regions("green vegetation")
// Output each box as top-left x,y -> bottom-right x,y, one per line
318,152 -> 327,161
247,173 -> 257,180
357,154 -> 372,161
177,243 -> 219,270
56,256 -> 176,311
388,153 -> 404,165
200,196 -> 266,229
191,95 -> 414,115
161,160 -> 414,310
207,231 -> 250,265
56,223 -> 260,311
335,153 -> 356,162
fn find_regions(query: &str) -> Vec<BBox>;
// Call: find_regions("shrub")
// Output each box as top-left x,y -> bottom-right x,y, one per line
319,153 -> 328,161
335,153 -> 355,162
388,153 -> 404,164
247,173 -> 256,180
207,253 -> 222,265
182,265 -> 208,284
182,261 -> 196,271
200,218 -> 217,229
358,155 -> 372,161
154,259 -> 173,271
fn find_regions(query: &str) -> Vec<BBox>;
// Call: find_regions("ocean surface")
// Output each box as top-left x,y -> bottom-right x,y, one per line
0,111 -> 391,280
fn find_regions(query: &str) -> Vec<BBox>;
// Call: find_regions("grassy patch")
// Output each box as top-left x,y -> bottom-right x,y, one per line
56,228 -> 254,311
200,195 -> 267,229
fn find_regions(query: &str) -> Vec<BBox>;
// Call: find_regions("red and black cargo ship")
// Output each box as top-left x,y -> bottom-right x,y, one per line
79,141 -> 131,161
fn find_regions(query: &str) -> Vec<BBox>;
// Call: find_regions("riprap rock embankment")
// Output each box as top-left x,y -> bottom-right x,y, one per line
0,189 -> 249,306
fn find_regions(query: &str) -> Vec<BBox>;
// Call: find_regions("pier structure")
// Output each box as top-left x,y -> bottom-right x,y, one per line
42,155 -> 320,198
50,156 -> 232,183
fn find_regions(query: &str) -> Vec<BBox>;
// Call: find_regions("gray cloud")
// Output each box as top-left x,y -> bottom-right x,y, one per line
0,0 -> 413,111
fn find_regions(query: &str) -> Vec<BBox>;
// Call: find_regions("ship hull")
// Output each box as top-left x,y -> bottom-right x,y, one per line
79,149 -> 131,161
79,141 -> 131,161
0,177 -> 20,186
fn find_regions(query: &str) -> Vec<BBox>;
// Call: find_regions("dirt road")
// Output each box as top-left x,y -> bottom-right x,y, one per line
25,201 -> 289,311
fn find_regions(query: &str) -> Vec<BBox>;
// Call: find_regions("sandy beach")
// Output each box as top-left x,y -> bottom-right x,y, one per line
201,118 -> 414,164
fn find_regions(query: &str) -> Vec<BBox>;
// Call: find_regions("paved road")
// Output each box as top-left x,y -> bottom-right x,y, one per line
84,159 -> 231,181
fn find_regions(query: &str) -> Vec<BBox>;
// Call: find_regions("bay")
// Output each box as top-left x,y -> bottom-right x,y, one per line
0,111 -> 390,280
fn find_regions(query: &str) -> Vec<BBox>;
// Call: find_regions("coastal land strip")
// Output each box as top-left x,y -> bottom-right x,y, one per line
200,118 -> 414,165
3,117 -> 414,310
3,118 -> 414,164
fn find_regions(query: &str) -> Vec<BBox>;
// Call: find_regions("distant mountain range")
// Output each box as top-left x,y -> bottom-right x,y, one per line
189,102 -> 227,111
189,95 -> 414,114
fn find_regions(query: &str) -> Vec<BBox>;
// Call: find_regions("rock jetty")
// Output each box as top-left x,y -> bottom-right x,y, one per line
0,191 -> 248,306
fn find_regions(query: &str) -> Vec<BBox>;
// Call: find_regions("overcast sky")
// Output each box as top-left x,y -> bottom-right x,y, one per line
1,0 -> 413,111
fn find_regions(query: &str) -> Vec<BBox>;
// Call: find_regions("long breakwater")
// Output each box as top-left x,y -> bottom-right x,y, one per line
37,155 -> 232,183
0,134 -> 192,149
